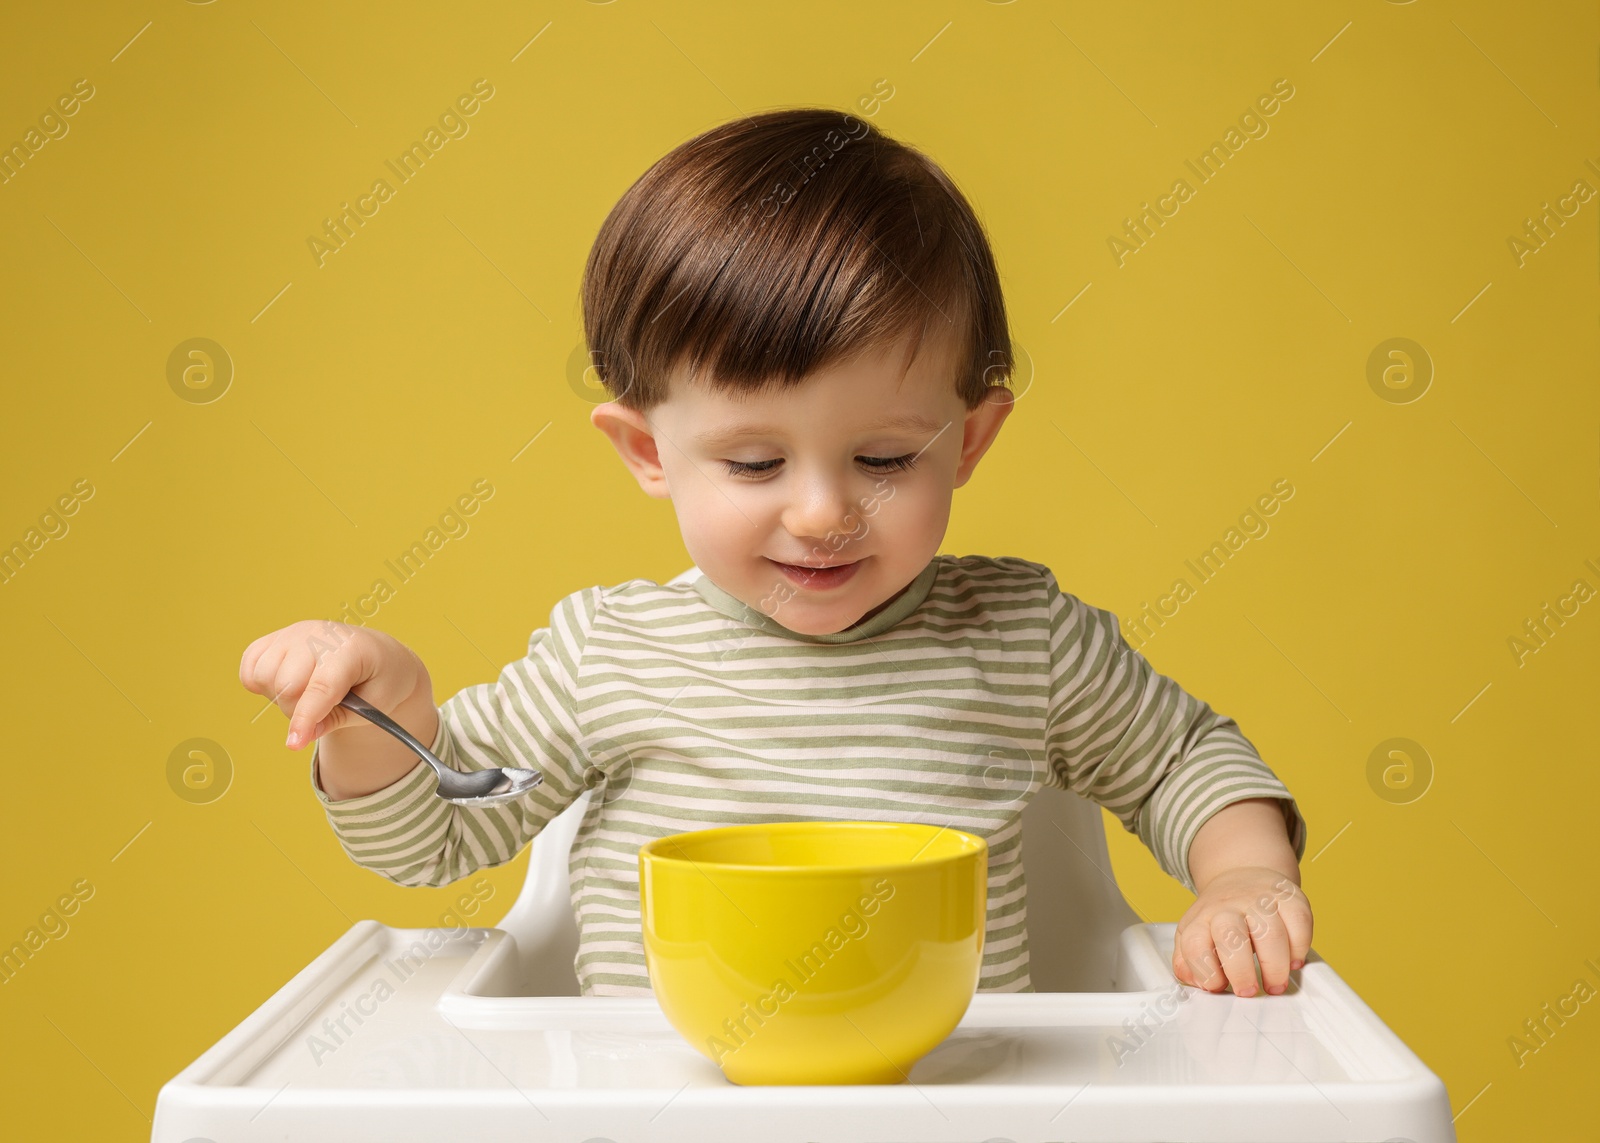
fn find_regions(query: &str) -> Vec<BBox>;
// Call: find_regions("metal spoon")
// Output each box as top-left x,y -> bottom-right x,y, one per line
337,691 -> 543,807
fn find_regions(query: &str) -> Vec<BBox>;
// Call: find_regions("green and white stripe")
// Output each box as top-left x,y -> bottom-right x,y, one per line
313,554 -> 1306,996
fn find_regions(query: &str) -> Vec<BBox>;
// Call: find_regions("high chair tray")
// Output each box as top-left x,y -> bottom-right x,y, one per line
153,920 -> 1454,1142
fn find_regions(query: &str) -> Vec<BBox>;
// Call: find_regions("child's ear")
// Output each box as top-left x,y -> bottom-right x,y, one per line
953,386 -> 1015,489
590,402 -> 671,499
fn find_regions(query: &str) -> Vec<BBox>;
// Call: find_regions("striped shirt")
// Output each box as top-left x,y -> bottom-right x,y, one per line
312,554 -> 1306,995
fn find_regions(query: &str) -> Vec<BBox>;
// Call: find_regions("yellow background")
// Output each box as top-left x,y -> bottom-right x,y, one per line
2,1 -> 1595,1138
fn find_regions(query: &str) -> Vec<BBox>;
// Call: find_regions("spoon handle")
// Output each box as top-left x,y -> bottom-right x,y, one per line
338,692 -> 448,777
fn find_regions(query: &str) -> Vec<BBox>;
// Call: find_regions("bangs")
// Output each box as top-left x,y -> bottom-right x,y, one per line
581,108 -> 1010,409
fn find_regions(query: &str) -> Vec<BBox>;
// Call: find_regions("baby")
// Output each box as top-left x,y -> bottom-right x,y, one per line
241,107 -> 1311,1000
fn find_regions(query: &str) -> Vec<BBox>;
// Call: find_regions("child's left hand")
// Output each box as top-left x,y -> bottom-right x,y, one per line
1171,865 -> 1313,997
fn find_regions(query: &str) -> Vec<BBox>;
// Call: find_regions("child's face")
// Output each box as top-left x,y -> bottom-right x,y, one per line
591,327 -> 1013,635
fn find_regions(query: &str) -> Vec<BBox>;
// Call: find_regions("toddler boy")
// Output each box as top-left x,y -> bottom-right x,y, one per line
243,107 -> 1310,999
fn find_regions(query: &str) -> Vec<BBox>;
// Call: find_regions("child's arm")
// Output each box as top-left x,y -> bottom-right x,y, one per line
1039,570 -> 1311,996
1176,796 -> 1311,997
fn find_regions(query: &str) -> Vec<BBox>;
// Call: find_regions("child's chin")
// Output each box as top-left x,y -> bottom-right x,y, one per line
771,600 -> 870,636
778,613 -> 848,636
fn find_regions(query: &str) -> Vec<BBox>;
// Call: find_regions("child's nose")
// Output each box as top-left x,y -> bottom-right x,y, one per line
781,472 -> 858,547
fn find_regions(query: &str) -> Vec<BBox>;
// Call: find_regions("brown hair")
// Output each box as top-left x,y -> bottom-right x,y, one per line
580,107 -> 1012,410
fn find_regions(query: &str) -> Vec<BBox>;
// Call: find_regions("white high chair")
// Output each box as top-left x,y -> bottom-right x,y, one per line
154,571 -> 1458,1142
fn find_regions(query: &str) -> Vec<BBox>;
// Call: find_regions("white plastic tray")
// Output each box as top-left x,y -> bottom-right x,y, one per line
152,921 -> 1454,1142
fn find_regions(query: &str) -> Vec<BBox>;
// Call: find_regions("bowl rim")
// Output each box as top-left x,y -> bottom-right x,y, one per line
637,818 -> 988,875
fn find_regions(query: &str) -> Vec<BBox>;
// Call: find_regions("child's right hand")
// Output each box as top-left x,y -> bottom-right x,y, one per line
239,621 -> 430,749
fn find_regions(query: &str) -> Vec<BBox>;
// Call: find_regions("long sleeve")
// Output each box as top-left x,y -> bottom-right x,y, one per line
309,586 -> 601,887
1041,570 -> 1307,893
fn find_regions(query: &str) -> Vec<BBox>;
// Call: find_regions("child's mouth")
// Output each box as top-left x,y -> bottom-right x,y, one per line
766,557 -> 862,590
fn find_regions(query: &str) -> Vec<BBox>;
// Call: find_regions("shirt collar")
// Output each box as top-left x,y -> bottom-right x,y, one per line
689,557 -> 941,643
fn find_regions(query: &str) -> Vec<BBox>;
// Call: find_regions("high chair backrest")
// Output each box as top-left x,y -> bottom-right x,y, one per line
493,567 -> 1144,996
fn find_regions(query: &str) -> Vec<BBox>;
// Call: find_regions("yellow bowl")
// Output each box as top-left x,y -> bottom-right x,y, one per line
638,820 -> 988,1085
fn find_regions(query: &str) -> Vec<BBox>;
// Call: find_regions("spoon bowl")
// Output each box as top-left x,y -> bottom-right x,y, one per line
337,692 -> 543,807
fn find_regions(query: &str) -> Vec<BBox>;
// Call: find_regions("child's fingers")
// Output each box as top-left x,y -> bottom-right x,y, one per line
1249,911 -> 1292,994
1281,892 -> 1314,970
246,639 -> 292,704
1177,923 -> 1225,991
239,632 -> 274,689
287,656 -> 355,748
289,627 -> 392,748
1171,941 -> 1195,986
1209,913 -> 1260,997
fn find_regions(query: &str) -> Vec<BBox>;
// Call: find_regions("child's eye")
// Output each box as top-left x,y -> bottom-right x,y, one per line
721,458 -> 783,477
858,453 -> 919,473
719,454 -> 919,478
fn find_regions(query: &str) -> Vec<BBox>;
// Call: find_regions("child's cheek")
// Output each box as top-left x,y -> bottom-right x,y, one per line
883,477 -> 949,544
